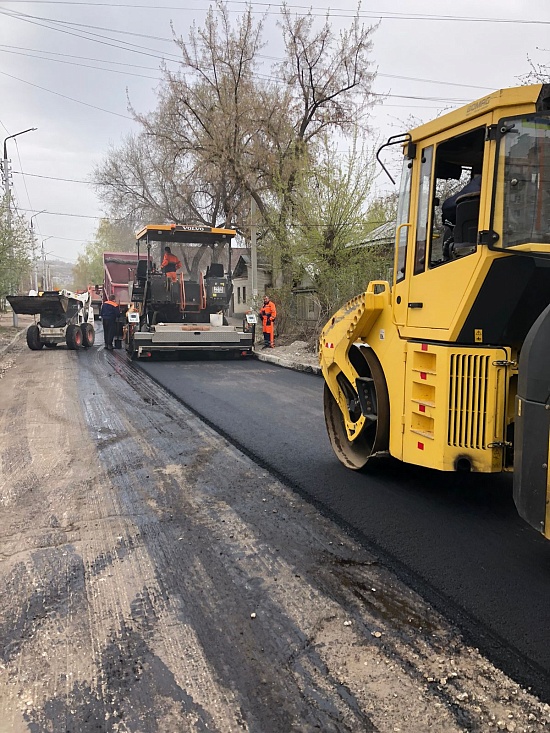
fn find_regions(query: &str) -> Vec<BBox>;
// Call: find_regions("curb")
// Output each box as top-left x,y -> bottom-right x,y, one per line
254,350 -> 322,375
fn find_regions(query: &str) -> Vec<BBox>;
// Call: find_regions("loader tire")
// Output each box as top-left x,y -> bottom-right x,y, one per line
26,325 -> 43,351
81,323 -> 95,348
66,324 -> 83,350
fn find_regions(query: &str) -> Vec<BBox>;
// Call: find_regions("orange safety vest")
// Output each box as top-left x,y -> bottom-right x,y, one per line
161,252 -> 182,282
259,300 -> 276,334
101,299 -> 120,321
161,253 -> 181,271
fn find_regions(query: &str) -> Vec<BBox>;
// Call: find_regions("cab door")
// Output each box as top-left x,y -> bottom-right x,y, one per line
405,126 -> 490,334
392,157 -> 413,328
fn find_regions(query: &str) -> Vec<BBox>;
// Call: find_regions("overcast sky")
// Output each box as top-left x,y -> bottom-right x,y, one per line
1,0 -> 549,265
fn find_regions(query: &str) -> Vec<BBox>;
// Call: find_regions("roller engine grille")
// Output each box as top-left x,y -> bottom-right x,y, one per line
448,354 -> 490,449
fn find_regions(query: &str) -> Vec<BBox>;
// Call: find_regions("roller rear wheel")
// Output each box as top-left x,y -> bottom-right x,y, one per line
323,346 -> 389,470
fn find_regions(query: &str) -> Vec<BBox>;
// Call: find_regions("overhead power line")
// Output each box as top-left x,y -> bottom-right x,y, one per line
12,170 -> 93,183
0,8 -> 498,110
17,206 -> 116,220
0,1 -> 549,26
0,69 -> 133,119
0,7 -> 185,63
38,233 -> 99,242
0,47 -> 161,80
0,43 -> 164,70
0,43 -> 496,93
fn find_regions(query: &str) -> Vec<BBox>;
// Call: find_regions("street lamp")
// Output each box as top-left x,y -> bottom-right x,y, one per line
2,127 -> 38,325
2,128 -> 38,215
30,209 -> 46,232
2,127 -> 37,165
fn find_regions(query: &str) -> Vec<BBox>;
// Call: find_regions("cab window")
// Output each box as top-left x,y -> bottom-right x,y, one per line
395,158 -> 412,283
414,146 -> 433,275
429,127 -> 485,267
499,116 -> 550,248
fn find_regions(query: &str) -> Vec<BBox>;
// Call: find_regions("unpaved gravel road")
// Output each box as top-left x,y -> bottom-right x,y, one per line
0,331 -> 549,732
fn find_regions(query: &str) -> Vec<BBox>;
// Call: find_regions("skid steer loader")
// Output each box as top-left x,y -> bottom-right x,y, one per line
319,84 -> 550,539
8,289 -> 95,350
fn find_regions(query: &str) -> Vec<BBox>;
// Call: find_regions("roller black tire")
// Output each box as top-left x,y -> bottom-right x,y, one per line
66,324 -> 83,349
81,323 -> 95,347
323,346 -> 390,470
26,325 -> 43,350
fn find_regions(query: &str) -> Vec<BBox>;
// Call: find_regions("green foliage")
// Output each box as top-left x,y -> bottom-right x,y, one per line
276,137 -> 394,322
0,205 -> 33,305
314,244 -> 392,320
364,193 -> 398,234
72,219 -> 136,290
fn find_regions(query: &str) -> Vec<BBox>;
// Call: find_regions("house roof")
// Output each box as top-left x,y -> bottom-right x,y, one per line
232,254 -> 271,278
345,222 -> 396,250
362,221 -> 395,245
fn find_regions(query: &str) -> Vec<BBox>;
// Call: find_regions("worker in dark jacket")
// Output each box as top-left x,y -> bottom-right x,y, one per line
100,298 -> 120,350
161,246 -> 182,282
259,295 -> 277,348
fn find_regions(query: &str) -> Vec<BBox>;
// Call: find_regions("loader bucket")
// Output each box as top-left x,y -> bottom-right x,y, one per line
514,302 -> 550,538
7,293 -> 70,317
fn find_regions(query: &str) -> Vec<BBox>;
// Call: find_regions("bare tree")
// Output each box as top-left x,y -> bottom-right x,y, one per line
518,54 -> 550,85
93,2 -> 378,287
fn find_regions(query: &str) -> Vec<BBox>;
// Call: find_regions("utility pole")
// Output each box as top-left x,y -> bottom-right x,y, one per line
250,196 -> 258,305
41,237 -> 52,291
2,127 -> 37,326
30,210 -> 45,294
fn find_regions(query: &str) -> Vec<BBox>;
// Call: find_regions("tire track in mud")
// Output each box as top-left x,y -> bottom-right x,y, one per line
66,348 -> 253,732
0,344 -> 549,732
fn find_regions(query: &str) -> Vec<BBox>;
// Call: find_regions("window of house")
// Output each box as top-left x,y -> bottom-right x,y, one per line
243,286 -> 246,303
237,287 -> 241,304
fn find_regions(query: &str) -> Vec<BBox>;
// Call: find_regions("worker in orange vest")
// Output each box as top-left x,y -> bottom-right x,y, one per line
161,246 -> 182,282
259,294 -> 277,348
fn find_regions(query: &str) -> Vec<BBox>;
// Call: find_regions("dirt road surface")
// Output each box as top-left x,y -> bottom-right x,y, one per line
0,327 -> 549,732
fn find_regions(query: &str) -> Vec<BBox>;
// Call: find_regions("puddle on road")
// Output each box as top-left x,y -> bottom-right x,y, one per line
330,556 -> 439,634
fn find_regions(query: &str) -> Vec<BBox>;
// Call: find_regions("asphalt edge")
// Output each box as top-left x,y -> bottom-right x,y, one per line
254,349 -> 322,375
